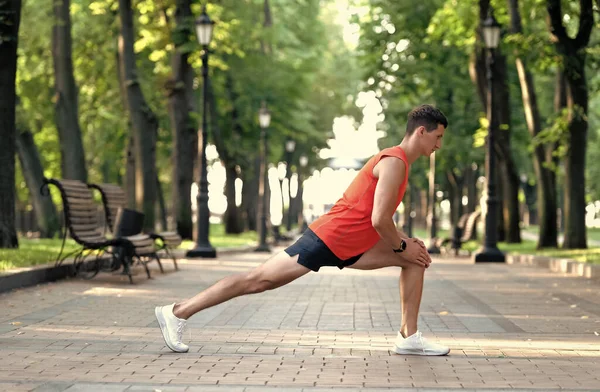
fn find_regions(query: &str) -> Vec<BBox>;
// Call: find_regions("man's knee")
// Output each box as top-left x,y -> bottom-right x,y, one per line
244,271 -> 276,294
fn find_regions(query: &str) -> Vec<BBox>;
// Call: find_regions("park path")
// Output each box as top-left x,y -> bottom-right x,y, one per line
1,247 -> 599,391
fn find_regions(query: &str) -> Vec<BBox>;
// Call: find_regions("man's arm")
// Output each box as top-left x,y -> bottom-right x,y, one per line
371,157 -> 406,249
372,157 -> 431,267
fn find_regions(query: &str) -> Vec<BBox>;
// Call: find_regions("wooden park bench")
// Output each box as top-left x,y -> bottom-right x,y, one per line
439,210 -> 481,256
88,183 -> 182,271
42,178 -> 161,283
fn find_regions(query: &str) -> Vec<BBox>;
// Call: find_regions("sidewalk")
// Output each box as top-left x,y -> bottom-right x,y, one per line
1,248 -> 599,391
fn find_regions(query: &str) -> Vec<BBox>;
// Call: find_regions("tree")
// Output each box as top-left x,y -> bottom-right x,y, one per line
507,0 -> 558,248
0,0 -> 22,248
52,0 -> 88,181
16,126 -> 60,238
546,0 -> 594,248
118,0 -> 158,232
166,0 -> 197,239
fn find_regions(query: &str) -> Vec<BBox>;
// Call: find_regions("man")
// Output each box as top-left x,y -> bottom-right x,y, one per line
156,104 -> 450,356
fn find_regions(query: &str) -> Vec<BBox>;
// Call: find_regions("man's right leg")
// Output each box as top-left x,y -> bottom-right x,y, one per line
174,251 -> 311,319
155,251 -> 310,352
348,234 -> 449,355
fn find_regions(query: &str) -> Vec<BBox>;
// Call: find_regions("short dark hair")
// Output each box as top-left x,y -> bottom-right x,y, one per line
406,104 -> 448,135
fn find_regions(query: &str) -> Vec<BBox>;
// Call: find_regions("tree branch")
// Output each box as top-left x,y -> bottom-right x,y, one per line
508,0 -> 523,34
546,0 -> 571,45
574,0 -> 594,49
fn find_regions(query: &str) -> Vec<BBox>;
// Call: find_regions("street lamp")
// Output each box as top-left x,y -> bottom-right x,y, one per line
255,103 -> 271,252
285,139 -> 295,231
187,5 -> 216,258
474,8 -> 505,263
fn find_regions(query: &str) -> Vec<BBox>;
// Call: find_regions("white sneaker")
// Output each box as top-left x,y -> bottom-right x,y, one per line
393,330 -> 450,356
155,304 -> 189,353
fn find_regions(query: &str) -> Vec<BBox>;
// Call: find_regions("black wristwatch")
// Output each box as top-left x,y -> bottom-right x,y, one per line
393,239 -> 407,253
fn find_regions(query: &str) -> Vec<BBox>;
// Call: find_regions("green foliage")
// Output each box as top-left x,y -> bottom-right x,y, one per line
11,0 -> 600,226
355,0 -> 484,186
15,0 -> 359,211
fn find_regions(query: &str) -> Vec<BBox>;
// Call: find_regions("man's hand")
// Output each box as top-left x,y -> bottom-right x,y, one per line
398,238 -> 432,268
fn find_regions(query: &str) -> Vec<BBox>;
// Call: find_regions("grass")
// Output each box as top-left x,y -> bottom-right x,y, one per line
0,238 -> 83,272
0,224 -> 259,272
451,238 -> 600,265
524,225 -> 600,243
411,227 -> 450,242
181,223 -> 258,250
497,239 -> 600,264
411,226 -> 600,264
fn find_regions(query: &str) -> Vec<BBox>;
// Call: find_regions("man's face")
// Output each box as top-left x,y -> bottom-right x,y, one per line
417,124 -> 445,156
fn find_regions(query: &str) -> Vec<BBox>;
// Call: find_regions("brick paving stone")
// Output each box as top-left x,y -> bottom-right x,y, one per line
1,249 -> 600,391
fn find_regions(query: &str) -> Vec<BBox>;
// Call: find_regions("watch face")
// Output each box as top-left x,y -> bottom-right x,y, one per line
401,240 -> 407,250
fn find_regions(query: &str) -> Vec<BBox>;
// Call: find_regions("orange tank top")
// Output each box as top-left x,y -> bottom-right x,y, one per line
309,146 -> 409,260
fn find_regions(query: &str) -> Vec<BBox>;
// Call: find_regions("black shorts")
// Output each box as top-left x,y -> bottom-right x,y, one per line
284,228 -> 363,272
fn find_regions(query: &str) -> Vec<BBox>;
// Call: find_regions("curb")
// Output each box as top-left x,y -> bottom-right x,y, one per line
0,243 -> 285,295
506,254 -> 600,280
0,263 -> 76,294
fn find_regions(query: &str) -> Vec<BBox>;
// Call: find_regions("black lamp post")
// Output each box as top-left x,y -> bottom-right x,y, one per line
474,8 -> 505,263
427,152 -> 440,254
285,139 -> 295,232
255,103 -> 271,252
187,5 -> 216,258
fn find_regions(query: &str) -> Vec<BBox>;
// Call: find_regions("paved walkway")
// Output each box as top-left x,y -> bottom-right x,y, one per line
1,248 -> 600,391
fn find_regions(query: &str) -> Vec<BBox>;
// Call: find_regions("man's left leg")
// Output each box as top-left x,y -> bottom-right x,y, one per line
348,235 -> 450,355
348,236 -> 425,338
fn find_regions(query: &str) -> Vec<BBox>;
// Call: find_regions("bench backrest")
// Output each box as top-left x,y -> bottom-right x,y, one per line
44,178 -> 105,245
88,183 -> 126,233
461,211 -> 481,241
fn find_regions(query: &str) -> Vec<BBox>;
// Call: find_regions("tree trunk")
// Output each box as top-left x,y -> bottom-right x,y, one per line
498,143 -> 521,242
16,130 -> 60,238
547,0 -> 593,249
296,172 -> 306,229
464,164 -> 478,213
208,73 -> 244,234
116,50 -> 136,209
417,189 -> 428,228
0,0 -> 21,248
118,0 -> 158,232
224,164 -> 243,233
549,70 -> 566,234
496,169 -> 506,242
562,63 -> 588,248
166,0 -> 196,240
52,0 -> 87,182
494,43 -> 521,243
447,170 -> 463,227
242,158 -> 260,232
509,0 -> 557,248
125,135 -> 136,209
156,173 -> 167,231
